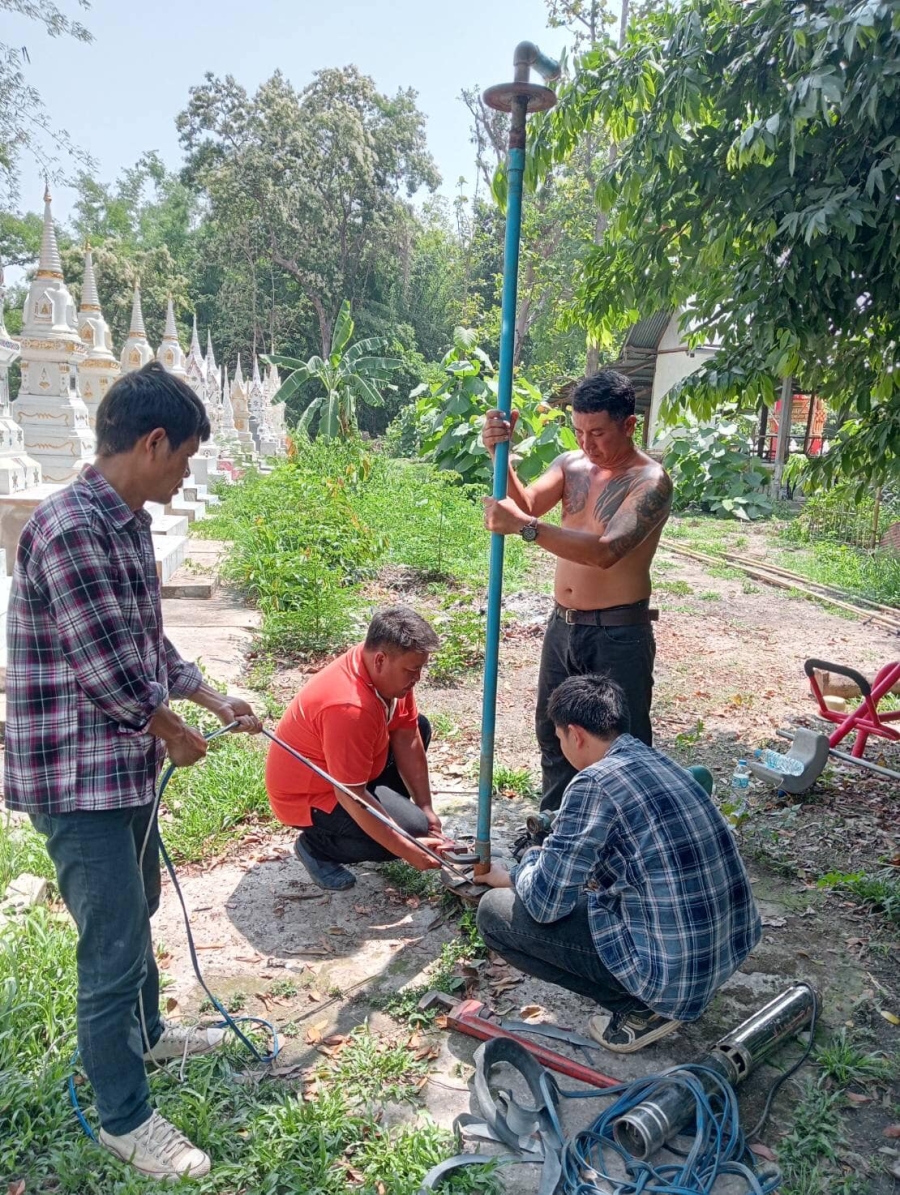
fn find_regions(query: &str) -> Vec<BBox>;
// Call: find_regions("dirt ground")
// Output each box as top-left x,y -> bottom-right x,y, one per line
150,538 -> 900,1192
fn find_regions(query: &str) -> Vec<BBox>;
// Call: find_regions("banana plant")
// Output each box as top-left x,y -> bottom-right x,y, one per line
263,300 -> 400,439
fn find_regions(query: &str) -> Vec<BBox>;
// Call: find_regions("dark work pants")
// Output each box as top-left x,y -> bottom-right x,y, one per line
301,714 -> 432,864
536,607 -> 656,811
30,805 -> 164,1136
476,888 -> 643,1014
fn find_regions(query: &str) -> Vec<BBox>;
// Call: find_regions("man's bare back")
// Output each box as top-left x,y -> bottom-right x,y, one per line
554,449 -> 669,608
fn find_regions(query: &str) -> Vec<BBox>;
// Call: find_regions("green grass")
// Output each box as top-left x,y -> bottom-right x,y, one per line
492,764 -> 537,800
0,815 -> 55,892
380,860 -> 440,900
430,711 -> 461,739
697,589 -> 722,601
817,869 -> 900,926
814,1029 -> 895,1087
0,909 -> 496,1194
773,541 -> 900,607
161,715 -> 273,864
383,910 -> 487,1026
200,440 -> 526,660
655,578 -> 694,596
707,564 -> 745,580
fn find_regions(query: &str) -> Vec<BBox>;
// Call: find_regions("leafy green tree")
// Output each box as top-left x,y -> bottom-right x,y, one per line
264,300 -> 400,438
415,327 -> 576,485
0,1 -> 93,200
529,0 -> 900,486
177,68 -> 440,359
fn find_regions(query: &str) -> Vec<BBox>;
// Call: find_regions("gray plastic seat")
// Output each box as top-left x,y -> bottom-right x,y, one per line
747,727 -> 831,794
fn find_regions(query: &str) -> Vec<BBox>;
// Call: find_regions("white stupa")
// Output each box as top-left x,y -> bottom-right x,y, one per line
230,355 -> 254,449
157,297 -> 187,378
219,364 -> 239,443
0,263 -> 42,494
120,284 -> 155,372
185,316 -> 205,398
77,246 -> 120,427
13,186 -> 94,483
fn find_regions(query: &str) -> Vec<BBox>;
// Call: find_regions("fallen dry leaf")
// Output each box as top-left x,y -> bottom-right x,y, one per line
879,1010 -> 900,1026
519,1004 -> 546,1022
8,1181 -> 26,1195
377,1182 -> 387,1194
165,997 -> 178,1014
884,1124 -> 900,1139
435,1015 -> 449,1030
322,1034 -> 347,1047
327,926 -> 348,936
761,917 -> 786,928
308,989 -> 323,1002
353,904 -> 371,915
845,1092 -> 872,1105
305,1025 -> 323,1044
748,1142 -> 776,1162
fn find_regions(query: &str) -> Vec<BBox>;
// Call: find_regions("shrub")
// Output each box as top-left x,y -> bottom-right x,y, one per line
414,328 -> 576,486
663,418 -> 773,520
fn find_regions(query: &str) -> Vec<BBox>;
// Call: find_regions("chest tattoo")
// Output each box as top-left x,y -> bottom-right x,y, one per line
592,476 -> 634,529
562,467 -> 591,515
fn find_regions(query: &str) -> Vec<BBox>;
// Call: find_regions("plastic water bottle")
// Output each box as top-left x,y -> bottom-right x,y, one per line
754,747 -> 805,777
722,760 -> 751,828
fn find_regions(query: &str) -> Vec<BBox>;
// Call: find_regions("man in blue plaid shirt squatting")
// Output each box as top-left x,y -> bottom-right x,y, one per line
5,362 -> 263,1181
477,675 -> 762,1053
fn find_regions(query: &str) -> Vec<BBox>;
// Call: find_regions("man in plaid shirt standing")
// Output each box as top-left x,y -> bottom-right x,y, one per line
477,675 -> 761,1053
5,362 -> 261,1180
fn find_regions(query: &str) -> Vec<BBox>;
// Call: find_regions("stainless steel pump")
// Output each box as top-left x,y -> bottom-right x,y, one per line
612,983 -> 817,1159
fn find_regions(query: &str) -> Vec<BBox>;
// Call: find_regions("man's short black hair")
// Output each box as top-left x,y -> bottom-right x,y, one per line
364,606 -> 440,655
95,361 -> 211,456
547,675 -> 631,739
572,370 -> 636,423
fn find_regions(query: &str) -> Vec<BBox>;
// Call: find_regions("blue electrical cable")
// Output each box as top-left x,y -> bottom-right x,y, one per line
69,724 -> 280,1139
554,1064 -> 781,1195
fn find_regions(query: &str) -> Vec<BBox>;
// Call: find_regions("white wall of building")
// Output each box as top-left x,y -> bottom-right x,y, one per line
647,314 -> 717,443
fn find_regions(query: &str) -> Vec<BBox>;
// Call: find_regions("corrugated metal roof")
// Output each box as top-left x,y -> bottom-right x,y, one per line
622,311 -> 671,353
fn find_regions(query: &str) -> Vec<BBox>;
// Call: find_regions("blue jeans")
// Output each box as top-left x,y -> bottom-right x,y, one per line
31,805 -> 164,1135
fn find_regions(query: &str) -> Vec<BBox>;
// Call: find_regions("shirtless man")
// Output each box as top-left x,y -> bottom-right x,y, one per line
482,369 -> 672,812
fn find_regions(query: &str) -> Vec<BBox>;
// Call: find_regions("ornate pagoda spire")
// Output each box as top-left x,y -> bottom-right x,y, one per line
157,296 -> 187,378
14,186 -> 93,481
185,314 -> 206,398
37,183 -> 64,280
219,364 -> 238,440
120,283 -> 154,372
77,245 -> 120,426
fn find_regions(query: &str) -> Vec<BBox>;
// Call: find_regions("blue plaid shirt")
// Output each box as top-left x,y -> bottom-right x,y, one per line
512,735 -> 761,1021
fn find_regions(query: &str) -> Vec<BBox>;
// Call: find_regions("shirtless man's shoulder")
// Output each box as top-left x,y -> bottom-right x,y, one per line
556,449 -> 672,526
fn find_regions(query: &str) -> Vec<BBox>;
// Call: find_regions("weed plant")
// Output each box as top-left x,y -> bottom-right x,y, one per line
492,765 -> 536,799
383,910 -> 488,1025
818,868 -> 900,926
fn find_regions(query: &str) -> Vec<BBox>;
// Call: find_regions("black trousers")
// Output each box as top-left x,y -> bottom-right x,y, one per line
536,606 -> 655,812
476,888 -> 642,1013
301,714 -> 432,864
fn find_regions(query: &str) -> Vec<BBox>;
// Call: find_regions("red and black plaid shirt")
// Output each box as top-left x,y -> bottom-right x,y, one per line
4,465 -> 202,815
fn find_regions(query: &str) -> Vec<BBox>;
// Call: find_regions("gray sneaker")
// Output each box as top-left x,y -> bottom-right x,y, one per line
100,1110 -> 210,1179
144,1020 -> 227,1063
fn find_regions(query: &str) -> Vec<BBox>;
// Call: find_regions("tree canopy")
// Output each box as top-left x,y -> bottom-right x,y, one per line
528,0 -> 900,486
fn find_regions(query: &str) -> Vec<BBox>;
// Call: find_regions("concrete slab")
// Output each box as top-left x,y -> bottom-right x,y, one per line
153,535 -> 187,584
162,593 -> 260,689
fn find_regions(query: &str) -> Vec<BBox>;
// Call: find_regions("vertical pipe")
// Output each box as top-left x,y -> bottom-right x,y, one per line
475,96 -> 528,873
771,375 -> 793,494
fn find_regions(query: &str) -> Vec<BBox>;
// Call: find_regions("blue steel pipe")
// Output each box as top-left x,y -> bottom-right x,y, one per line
475,52 -> 558,873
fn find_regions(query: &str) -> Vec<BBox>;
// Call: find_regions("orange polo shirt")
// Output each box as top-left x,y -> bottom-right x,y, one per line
265,644 -> 419,827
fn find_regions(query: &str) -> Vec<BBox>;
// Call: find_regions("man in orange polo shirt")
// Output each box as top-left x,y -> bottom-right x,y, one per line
266,606 -> 441,890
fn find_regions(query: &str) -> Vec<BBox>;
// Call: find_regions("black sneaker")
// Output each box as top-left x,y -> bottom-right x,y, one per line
511,826 -> 550,862
588,1007 -> 682,1053
293,835 -> 356,891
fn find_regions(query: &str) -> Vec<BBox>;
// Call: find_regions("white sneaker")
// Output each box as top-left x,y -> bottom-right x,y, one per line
100,1110 -> 210,1179
144,1020 -> 227,1062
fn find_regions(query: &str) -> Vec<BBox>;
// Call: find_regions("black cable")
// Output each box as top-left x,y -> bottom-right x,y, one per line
746,982 -> 819,1141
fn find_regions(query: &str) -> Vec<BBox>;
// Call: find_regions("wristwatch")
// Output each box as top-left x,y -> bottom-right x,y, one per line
520,518 -> 539,543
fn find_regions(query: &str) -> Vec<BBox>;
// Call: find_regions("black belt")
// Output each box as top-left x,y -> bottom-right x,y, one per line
554,602 -> 658,627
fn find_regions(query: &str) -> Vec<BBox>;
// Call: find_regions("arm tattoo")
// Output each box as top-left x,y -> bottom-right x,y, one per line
605,474 -> 673,561
562,465 -> 591,515
592,476 -> 633,527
